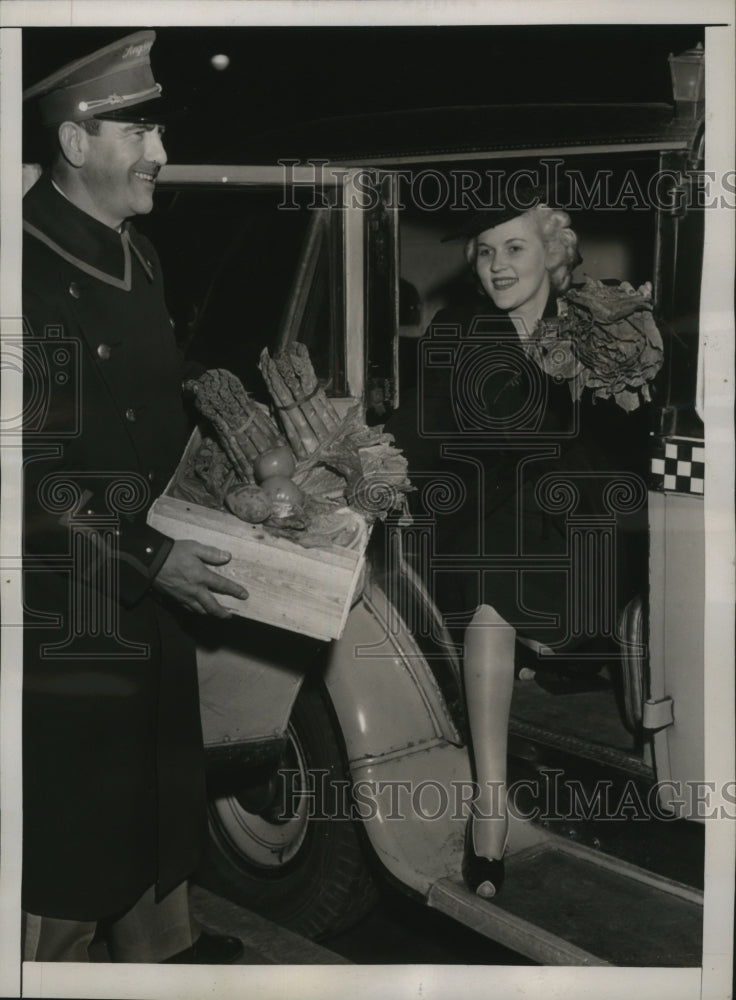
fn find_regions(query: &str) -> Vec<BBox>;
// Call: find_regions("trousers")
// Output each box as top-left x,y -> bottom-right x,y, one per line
22,881 -> 196,963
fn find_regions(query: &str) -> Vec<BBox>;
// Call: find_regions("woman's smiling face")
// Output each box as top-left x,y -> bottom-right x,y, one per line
473,213 -> 550,318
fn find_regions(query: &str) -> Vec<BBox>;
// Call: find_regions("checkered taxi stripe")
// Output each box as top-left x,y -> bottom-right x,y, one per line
650,438 -> 704,495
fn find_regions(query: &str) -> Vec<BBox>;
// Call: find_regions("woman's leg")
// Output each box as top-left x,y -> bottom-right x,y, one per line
463,603 -> 516,860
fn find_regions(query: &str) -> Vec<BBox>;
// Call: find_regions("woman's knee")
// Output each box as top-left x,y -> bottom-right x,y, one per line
470,604 -> 516,639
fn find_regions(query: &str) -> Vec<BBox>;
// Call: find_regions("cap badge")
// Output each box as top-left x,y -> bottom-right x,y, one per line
122,41 -> 153,60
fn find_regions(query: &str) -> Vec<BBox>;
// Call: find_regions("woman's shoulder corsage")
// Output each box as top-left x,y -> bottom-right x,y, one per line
528,277 -> 665,412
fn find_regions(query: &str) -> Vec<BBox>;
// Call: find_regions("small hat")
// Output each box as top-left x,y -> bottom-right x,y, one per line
441,185 -> 550,242
23,30 -> 168,127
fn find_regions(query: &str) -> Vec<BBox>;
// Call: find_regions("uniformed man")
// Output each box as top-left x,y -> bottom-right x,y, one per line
22,31 -> 247,963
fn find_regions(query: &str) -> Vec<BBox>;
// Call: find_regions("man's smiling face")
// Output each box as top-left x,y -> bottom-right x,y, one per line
77,120 -> 168,228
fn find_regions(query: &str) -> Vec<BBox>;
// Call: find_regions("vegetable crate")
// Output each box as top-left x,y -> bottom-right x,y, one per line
147,428 -> 371,641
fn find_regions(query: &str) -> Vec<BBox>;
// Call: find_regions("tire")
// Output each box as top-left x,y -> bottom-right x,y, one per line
195,678 -> 379,941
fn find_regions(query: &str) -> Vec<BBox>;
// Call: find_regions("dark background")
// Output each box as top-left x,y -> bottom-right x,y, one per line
23,25 -> 705,163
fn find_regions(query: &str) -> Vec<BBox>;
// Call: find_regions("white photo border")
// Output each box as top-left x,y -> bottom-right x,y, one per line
1,3 -> 733,999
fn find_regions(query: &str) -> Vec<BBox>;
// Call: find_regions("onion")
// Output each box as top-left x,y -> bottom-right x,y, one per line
225,485 -> 273,523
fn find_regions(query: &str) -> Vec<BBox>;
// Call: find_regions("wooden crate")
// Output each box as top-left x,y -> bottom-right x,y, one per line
147,432 -> 370,641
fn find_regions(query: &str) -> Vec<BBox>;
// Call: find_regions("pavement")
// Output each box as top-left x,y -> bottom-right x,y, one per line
190,886 -> 351,965
87,887 -> 350,964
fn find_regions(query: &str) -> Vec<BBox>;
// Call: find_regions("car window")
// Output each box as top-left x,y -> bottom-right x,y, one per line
140,185 -> 346,399
395,151 -> 703,433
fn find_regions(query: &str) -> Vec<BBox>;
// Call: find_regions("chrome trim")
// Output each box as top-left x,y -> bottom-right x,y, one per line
330,141 -> 689,168
158,163 -> 349,186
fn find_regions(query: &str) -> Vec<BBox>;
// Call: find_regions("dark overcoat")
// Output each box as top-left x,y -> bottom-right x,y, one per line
388,298 -> 649,651
22,174 -> 206,920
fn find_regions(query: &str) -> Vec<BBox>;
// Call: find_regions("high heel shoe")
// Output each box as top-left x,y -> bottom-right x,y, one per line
462,814 -> 506,899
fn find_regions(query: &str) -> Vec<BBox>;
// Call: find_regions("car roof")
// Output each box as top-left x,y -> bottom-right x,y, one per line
244,102 -> 700,165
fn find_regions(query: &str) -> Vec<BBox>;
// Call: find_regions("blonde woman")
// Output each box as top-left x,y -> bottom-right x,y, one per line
389,192 -> 655,898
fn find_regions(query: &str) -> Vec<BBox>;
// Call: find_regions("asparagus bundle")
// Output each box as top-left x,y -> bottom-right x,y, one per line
184,369 -> 284,483
259,343 -> 413,520
259,344 -> 341,459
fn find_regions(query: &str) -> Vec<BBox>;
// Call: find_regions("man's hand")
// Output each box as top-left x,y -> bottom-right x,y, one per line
152,540 -> 248,618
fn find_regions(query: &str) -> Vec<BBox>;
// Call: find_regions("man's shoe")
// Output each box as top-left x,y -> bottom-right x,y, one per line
161,931 -> 244,964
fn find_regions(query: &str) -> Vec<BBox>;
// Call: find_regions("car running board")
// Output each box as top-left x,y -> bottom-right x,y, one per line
428,837 -> 703,966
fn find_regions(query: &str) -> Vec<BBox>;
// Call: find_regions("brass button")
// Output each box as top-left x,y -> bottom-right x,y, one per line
97,343 -> 111,360
145,546 -> 154,555
125,408 -> 136,422
68,282 -> 80,298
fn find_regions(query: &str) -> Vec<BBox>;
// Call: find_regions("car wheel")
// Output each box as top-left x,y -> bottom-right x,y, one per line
196,678 -> 379,941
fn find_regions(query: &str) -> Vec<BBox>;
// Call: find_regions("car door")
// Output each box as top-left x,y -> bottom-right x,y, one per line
143,162 -> 399,751
646,150 -> 706,816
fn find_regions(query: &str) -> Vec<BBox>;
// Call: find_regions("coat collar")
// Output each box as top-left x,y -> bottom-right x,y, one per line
23,172 -> 153,289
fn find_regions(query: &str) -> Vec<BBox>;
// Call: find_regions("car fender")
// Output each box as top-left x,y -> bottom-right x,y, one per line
195,616 -> 323,749
322,582 -> 477,893
323,582 -> 462,763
